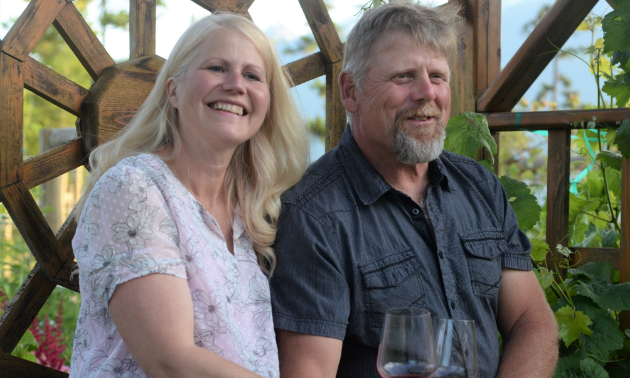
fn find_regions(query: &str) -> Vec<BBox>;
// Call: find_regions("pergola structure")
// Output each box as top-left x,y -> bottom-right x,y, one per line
0,0 -> 627,376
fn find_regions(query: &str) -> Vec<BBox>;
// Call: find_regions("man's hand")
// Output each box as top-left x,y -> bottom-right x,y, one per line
276,329 -> 343,378
496,268 -> 558,378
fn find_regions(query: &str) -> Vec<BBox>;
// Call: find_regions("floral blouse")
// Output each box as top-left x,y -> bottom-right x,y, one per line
70,154 -> 279,378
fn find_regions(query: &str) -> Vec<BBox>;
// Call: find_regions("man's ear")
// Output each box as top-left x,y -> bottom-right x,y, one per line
166,77 -> 178,109
339,71 -> 358,114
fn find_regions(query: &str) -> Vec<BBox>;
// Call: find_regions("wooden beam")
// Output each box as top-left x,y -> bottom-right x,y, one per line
620,156 -> 630,330
477,0 -> 599,112
325,61 -> 345,151
130,0 -> 157,59
0,353 -> 68,378
284,51 -> 326,87
470,0 -> 501,98
190,0 -> 254,14
546,130 -> 571,255
569,247 -> 620,271
53,1 -> 115,80
24,58 -> 88,117
298,0 -> 343,64
0,0 -> 67,61
0,182 -> 67,280
484,108 -> 630,132
0,266 -> 56,355
0,53 -> 23,188
22,138 -> 84,190
449,0 -> 475,117
52,207 -> 79,292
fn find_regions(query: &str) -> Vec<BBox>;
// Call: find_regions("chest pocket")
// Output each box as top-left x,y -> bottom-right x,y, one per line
461,231 -> 506,298
359,250 -> 426,330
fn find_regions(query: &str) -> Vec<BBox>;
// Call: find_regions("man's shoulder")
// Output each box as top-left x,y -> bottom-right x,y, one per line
439,150 -> 499,183
281,148 -> 353,210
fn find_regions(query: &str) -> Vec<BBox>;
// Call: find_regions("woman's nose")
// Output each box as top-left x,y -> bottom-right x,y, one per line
222,71 -> 245,94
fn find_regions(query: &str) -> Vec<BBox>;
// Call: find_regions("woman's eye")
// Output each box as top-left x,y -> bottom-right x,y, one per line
245,73 -> 261,82
208,66 -> 223,73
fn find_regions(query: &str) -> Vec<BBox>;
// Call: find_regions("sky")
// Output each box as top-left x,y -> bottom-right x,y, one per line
0,0 -> 614,159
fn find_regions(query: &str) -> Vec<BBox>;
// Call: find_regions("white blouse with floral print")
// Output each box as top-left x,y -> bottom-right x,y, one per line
70,154 -> 279,378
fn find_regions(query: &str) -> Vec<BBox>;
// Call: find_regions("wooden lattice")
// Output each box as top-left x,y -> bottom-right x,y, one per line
0,0 -> 628,376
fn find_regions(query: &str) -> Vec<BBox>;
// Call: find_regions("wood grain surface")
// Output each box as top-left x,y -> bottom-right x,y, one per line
54,1 -> 115,80
477,0 -> 599,111
298,0 -> 343,64
546,130 -> 571,266
0,53 -> 24,188
22,138 -> 84,190
0,182 -> 67,280
130,0 -> 157,59
0,0 -> 67,61
24,57 -> 88,117
284,51 -> 326,87
0,266 -> 56,354
0,353 -> 68,378
325,61 -> 345,151
484,108 -> 630,132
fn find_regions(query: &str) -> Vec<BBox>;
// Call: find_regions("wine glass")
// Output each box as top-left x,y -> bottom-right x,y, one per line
377,307 -> 438,378
433,318 -> 478,378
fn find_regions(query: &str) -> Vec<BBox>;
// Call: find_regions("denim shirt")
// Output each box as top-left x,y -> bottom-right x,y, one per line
270,128 -> 532,378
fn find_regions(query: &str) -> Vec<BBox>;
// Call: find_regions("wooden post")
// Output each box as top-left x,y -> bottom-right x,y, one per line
469,0 -> 501,174
130,0 -> 156,59
546,130 -> 571,258
620,156 -> 630,330
39,128 -> 77,234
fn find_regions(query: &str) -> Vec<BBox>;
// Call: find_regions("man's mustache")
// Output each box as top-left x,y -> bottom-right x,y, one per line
395,103 -> 442,122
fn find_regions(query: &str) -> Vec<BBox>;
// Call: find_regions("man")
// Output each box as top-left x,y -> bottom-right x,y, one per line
270,1 -> 558,377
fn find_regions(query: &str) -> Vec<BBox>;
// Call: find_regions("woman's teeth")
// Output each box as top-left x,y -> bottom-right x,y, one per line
210,102 -> 244,116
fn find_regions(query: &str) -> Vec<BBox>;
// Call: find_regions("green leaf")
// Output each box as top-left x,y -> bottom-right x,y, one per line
574,223 -> 603,248
613,119 -> 630,158
444,112 -> 496,162
606,129 -> 617,147
602,79 -> 630,109
603,12 -> 630,53
499,176 -> 541,230
580,308 -> 624,360
570,261 -> 630,312
568,193 -> 599,226
531,239 -> 550,262
584,170 -> 604,200
555,306 -> 593,347
611,50 -> 630,67
596,151 -> 623,171
535,267 -> 555,290
601,228 -> 619,248
606,167 -> 622,199
479,159 -> 494,173
579,358 -> 610,378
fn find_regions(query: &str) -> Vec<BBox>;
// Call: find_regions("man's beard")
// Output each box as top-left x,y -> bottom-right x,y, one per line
391,103 -> 445,165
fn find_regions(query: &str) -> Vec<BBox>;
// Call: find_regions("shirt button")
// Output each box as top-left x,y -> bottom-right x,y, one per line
439,251 -> 444,259
412,208 -> 420,215
451,301 -> 456,310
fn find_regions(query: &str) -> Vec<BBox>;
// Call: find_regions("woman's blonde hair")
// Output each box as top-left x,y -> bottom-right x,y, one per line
76,13 -> 309,276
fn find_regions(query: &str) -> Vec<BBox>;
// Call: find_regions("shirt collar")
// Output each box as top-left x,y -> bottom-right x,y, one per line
338,126 -> 450,206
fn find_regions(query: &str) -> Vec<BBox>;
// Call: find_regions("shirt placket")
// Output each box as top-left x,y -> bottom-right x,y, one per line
425,183 -> 463,319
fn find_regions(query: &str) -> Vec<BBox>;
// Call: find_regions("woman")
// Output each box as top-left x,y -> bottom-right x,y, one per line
70,13 -> 309,378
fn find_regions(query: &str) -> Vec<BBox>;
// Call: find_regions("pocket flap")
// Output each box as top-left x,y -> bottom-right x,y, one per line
460,231 -> 507,260
360,250 -> 421,289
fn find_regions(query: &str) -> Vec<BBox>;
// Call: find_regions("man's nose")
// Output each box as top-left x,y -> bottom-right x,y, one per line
410,73 -> 436,102
222,71 -> 245,94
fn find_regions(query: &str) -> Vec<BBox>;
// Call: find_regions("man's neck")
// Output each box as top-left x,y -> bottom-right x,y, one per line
354,136 -> 431,206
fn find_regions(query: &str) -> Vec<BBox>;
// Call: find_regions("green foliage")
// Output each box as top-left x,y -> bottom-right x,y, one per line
613,119 -> 630,158
554,354 -> 609,378
444,112 -> 497,163
530,239 -> 550,262
596,151 -> 623,170
555,306 -> 593,347
498,176 -> 541,230
568,262 -> 630,313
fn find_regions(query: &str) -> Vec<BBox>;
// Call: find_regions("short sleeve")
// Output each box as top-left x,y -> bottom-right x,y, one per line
270,204 -> 350,340
495,177 -> 533,271
75,165 -> 186,307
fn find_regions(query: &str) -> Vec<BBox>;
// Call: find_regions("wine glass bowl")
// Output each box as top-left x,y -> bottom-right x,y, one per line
433,318 -> 478,378
377,307 -> 438,378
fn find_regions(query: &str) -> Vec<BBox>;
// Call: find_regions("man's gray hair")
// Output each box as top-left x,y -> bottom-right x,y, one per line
343,0 -> 463,125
